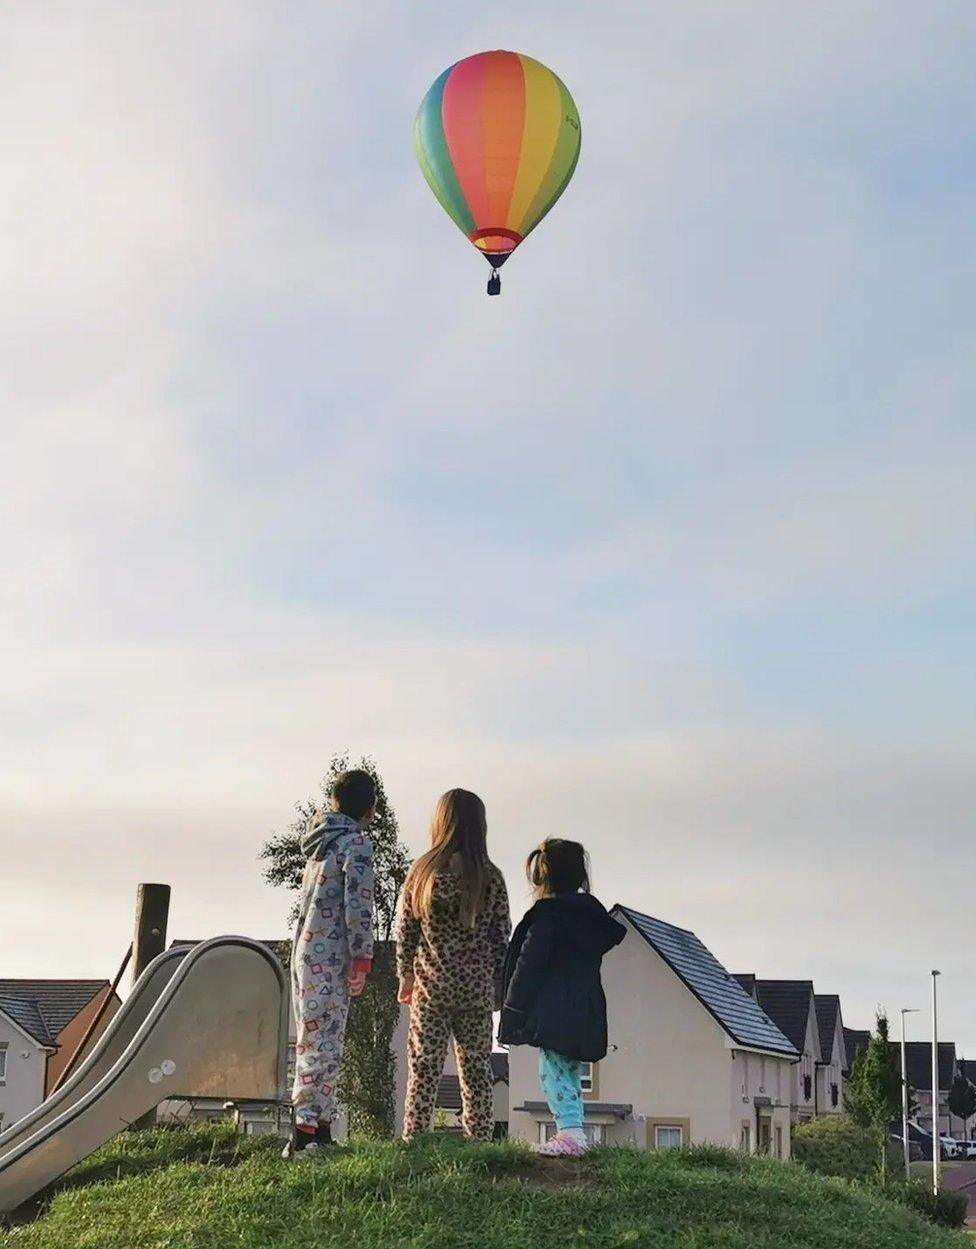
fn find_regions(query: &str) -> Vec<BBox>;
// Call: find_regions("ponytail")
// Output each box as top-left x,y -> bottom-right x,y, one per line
526,838 -> 590,899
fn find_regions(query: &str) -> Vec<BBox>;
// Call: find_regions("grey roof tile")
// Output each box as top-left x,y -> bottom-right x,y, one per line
614,907 -> 798,1059
814,994 -> 842,1063
0,980 -> 107,1042
754,981 -> 818,1057
0,995 -> 56,1046
843,1028 -> 871,1072
895,1041 -> 956,1091
733,973 -> 757,1000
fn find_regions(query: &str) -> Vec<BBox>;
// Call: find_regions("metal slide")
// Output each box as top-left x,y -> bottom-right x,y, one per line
0,946 -> 189,1161
0,937 -> 289,1216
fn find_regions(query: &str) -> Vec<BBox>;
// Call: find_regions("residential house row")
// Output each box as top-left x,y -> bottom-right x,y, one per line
0,979 -> 120,1134
3,916 -> 973,1154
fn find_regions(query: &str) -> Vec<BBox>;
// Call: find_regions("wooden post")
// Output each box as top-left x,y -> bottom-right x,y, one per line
131,883 -> 171,1129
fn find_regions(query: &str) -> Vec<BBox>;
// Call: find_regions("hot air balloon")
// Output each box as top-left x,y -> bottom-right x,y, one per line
415,50 -> 581,295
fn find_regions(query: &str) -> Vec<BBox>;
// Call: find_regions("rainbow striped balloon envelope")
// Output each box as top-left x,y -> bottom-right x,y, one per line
415,50 -> 581,294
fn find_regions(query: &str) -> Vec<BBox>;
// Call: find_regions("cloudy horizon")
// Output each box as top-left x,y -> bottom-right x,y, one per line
2,2 -> 974,1053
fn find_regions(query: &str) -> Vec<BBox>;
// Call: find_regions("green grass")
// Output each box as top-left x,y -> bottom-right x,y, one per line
3,1129 -> 970,1249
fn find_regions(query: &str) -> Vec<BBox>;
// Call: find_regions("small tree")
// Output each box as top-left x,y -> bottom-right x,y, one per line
260,753 -> 411,1138
948,1069 -> 976,1142
844,1012 -> 903,1181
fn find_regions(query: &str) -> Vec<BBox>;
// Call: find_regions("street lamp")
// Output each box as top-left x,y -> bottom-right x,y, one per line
900,1008 -> 919,1180
932,970 -> 941,1196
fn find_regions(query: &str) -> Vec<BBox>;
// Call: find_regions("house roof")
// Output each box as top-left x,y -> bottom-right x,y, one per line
614,907 -> 798,1059
0,980 -> 108,1046
753,981 -> 819,1058
0,995 -> 57,1047
959,1059 -> 976,1086
437,1076 -> 463,1111
436,1056 -> 508,1112
895,1042 -> 957,1092
733,973 -> 757,999
814,995 -> 843,1064
843,1028 -> 871,1072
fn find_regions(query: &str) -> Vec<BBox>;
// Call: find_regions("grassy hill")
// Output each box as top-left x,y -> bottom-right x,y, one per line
2,1125 -> 969,1249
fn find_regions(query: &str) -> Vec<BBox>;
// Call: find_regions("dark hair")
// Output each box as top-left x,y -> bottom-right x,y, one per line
331,769 -> 377,821
526,838 -> 589,899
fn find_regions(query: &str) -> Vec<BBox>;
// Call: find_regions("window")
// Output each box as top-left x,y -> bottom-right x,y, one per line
830,1082 -> 839,1108
739,1122 -> 751,1152
803,1074 -> 812,1101
655,1125 -> 683,1150
578,1062 -> 594,1093
540,1122 -> 605,1146
0,1044 -> 7,1081
775,1126 -> 783,1159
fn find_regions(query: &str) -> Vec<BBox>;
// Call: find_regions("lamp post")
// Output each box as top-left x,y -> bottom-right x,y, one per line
900,1008 -> 919,1180
932,970 -> 941,1196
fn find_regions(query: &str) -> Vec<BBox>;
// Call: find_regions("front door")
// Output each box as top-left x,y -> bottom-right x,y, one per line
757,1116 -> 772,1154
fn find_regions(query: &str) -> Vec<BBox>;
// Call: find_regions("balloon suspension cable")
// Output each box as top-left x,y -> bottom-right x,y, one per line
487,268 -> 501,296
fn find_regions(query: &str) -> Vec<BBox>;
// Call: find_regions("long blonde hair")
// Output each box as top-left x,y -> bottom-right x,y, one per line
405,789 -> 490,929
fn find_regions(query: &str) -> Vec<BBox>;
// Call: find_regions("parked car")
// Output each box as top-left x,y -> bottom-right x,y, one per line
891,1122 -> 961,1161
940,1135 -> 963,1159
955,1139 -> 976,1160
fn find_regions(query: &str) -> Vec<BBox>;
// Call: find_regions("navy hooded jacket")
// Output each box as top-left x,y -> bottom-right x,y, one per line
498,893 -> 625,1062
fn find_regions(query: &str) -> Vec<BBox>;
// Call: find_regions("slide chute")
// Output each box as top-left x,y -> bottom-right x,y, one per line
415,50 -> 581,295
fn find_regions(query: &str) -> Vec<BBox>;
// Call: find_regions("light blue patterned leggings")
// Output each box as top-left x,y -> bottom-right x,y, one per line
539,1049 -> 584,1131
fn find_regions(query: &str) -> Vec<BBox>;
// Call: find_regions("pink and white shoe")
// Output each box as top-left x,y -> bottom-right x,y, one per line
535,1130 -> 588,1157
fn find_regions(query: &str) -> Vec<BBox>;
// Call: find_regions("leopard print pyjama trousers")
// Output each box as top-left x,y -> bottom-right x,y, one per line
403,997 -> 494,1142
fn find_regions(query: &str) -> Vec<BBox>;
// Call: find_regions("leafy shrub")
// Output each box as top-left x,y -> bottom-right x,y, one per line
792,1115 -> 877,1181
882,1179 -> 969,1229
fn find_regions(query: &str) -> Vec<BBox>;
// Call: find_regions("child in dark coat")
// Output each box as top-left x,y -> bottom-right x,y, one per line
498,838 -> 625,1156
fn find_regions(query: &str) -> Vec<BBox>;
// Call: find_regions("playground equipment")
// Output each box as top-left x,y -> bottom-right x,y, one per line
0,936 -> 289,1217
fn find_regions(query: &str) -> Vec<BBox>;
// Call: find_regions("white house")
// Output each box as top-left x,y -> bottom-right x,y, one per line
898,1042 -> 958,1137
0,980 -> 120,1134
0,1002 -> 52,1134
814,994 -> 847,1115
508,906 -> 798,1157
735,977 -> 822,1126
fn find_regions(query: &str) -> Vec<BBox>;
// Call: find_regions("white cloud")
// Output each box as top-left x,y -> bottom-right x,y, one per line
0,0 -> 973,1054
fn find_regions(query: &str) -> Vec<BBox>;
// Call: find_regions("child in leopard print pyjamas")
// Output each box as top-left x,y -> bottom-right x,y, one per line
396,789 -> 511,1142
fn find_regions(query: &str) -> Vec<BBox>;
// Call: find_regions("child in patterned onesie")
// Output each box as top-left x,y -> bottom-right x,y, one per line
396,789 -> 511,1143
286,769 -> 376,1157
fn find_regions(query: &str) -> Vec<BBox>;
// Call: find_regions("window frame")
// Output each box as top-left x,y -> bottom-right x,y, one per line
646,1116 -> 691,1150
0,1042 -> 7,1082
655,1124 -> 684,1151
539,1121 -> 605,1146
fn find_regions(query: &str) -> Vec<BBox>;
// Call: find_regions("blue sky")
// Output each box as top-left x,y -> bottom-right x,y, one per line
1,2 -> 974,1052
